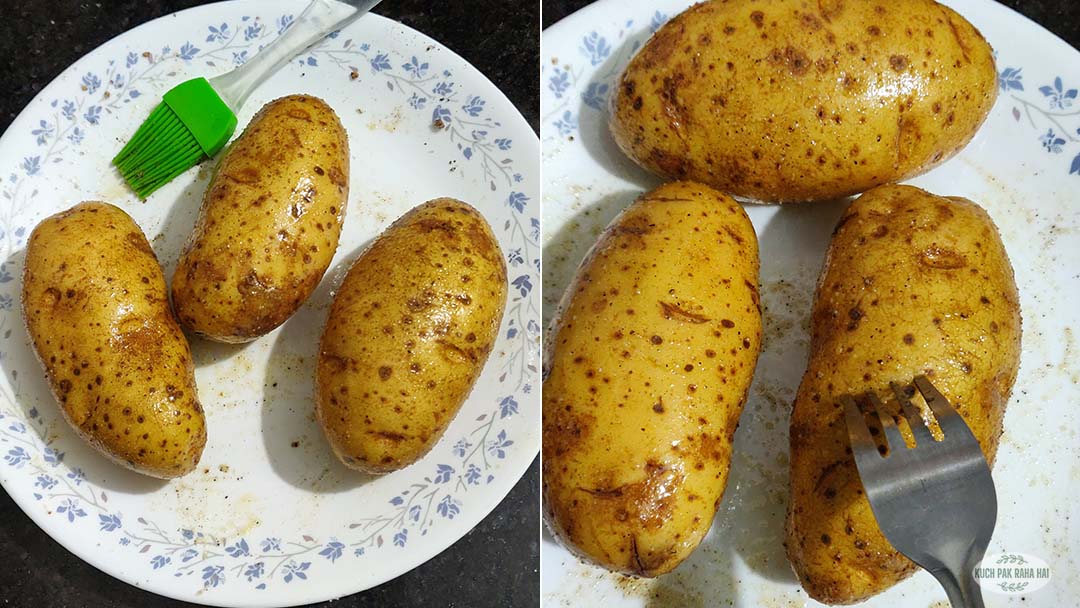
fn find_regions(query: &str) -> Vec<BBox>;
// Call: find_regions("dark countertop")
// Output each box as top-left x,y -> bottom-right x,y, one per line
543,0 -> 1080,47
0,1 -> 538,608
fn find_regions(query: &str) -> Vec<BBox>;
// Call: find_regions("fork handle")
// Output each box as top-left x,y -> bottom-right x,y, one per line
930,567 -> 985,608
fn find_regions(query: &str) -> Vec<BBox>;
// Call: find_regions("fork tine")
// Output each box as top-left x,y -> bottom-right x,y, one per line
865,391 -> 906,453
841,395 -> 881,468
890,381 -> 935,445
913,376 -> 974,440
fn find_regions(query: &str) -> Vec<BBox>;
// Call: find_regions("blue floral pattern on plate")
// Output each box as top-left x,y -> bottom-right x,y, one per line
998,69 -> 1080,174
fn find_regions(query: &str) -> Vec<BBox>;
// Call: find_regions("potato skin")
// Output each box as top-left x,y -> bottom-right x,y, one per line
785,185 -> 1021,603
610,0 -> 997,203
542,182 -> 762,576
316,199 -> 507,473
22,202 -> 205,479
172,95 -> 349,342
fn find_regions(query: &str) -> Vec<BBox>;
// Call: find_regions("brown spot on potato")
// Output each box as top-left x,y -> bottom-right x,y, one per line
817,0 -> 844,21
946,15 -> 972,62
659,301 -> 710,324
643,147 -> 686,178
847,307 -> 863,331
126,232 -> 154,256
223,167 -> 261,184
768,46 -> 811,76
437,340 -> 477,363
378,366 -> 392,380
650,335 -> 663,345
919,247 -> 966,269
370,430 -> 406,442
889,55 -> 909,71
327,166 -> 347,188
800,13 -> 823,30
286,108 -> 312,121
723,225 -> 745,245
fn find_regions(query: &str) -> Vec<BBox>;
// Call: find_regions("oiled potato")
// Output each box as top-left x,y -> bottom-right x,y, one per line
785,185 -> 1021,603
543,182 -> 762,576
173,95 -> 349,342
22,202 -> 205,478
316,199 -> 506,473
610,0 -> 996,202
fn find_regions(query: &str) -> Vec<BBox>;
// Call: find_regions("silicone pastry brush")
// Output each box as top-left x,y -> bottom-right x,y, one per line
113,0 -> 382,198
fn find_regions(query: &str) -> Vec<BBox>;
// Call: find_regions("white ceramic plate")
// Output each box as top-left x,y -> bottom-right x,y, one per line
541,1 -> 1079,606
0,2 -> 540,606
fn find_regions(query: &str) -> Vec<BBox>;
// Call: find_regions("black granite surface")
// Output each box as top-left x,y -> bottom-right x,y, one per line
542,0 -> 1080,48
0,1 -> 538,607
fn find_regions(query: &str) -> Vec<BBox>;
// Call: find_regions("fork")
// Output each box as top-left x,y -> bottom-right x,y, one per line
842,375 -> 997,608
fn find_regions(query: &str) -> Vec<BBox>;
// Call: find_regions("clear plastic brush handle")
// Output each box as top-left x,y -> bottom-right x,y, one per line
210,0 -> 383,112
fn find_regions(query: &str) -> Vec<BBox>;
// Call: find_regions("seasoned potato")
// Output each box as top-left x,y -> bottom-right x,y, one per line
172,95 -> 349,342
316,199 -> 507,473
610,0 -> 996,203
785,185 -> 1021,603
22,202 -> 206,479
543,181 -> 762,576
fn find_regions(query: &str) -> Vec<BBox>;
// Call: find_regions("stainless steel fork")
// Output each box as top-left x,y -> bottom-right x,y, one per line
842,375 -> 997,608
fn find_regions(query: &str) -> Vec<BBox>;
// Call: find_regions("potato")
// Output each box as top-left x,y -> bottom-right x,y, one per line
22,202 -> 206,479
542,181 -> 762,576
785,185 -> 1021,603
610,0 -> 996,203
316,199 -> 506,473
172,94 -> 349,342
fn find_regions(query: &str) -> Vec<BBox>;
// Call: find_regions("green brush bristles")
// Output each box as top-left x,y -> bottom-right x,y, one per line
113,102 -> 205,199
112,77 -> 238,199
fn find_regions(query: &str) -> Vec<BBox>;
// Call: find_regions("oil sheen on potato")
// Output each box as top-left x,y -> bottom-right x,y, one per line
610,0 -> 997,202
23,202 -> 205,479
172,94 -> 349,343
543,181 -> 762,576
785,185 -> 1021,603
316,199 -> 507,474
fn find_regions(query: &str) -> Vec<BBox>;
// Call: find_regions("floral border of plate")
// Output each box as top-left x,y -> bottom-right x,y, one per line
0,7 -> 539,597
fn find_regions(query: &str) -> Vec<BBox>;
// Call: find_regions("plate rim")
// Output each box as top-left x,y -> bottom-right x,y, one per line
0,1 -> 540,606
537,0 -> 1080,604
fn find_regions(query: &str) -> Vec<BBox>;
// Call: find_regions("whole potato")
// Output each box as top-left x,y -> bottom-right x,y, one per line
543,181 -> 762,576
316,199 -> 506,473
785,185 -> 1021,603
610,0 -> 996,202
173,94 -> 349,342
22,202 -> 206,479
